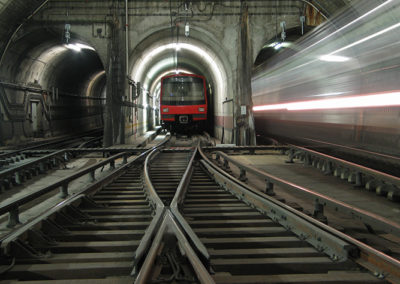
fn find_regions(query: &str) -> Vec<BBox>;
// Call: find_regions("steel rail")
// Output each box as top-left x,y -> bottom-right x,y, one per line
0,128 -> 103,160
0,134 -> 171,281
77,136 -> 103,148
22,148 -> 149,155
288,144 -> 400,199
134,211 -> 214,284
0,126 -> 160,171
166,211 -> 214,284
0,147 -> 148,185
0,151 -> 129,227
131,146 -> 168,276
143,148 -> 165,211
0,149 -> 67,185
214,150 -> 400,237
202,145 -> 288,153
170,143 -> 211,268
133,138 -> 211,279
199,147 -> 400,282
1,194 -> 85,253
199,148 -> 354,262
0,134 -> 170,228
301,137 -> 400,163
0,139 -> 165,246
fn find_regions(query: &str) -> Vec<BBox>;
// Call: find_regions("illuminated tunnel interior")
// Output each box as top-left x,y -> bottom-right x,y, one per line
129,28 -> 230,137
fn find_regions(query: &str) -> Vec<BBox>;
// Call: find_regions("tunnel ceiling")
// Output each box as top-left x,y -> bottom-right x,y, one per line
0,0 -> 47,58
0,25 -> 105,99
0,0 -> 358,93
0,0 -> 355,56
129,25 -> 228,108
0,0 -> 359,116
0,0 -> 357,75
0,1 -> 359,101
136,43 -> 216,92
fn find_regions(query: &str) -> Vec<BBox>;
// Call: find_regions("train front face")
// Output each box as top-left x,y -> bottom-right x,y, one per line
251,0 -> 400,156
160,74 -> 207,133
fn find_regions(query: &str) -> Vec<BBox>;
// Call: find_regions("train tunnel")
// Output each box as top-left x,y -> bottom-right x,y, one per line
129,28 -> 229,137
0,25 -> 106,144
1,0 -> 349,148
0,0 -> 397,153
2,1 -> 400,282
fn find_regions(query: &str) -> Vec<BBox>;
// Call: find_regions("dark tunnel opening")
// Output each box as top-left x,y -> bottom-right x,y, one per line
0,28 -> 106,144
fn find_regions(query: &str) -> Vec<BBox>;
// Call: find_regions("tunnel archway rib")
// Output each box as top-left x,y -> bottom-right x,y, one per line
0,27 -> 106,144
128,27 -> 232,137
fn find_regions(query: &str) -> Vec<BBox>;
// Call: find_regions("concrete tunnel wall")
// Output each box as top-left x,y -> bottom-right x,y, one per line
0,0 -> 352,146
0,27 -> 106,145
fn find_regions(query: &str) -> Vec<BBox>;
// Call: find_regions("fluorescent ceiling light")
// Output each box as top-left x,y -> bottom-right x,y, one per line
65,44 -> 81,52
65,43 -> 95,52
76,43 -> 95,51
266,42 -> 291,50
274,43 -> 283,50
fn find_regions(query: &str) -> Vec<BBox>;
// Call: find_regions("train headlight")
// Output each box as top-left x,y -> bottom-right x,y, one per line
163,108 -> 169,112
198,107 -> 205,112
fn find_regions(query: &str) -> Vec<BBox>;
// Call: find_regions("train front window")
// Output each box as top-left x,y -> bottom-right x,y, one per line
161,76 -> 205,105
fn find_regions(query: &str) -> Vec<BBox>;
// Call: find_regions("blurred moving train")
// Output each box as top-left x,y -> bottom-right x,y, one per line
160,73 -> 208,133
252,0 -> 400,157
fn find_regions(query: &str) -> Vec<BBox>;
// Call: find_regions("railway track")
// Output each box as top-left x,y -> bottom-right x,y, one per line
0,132 -> 171,282
149,150 -> 192,205
1,164 -> 150,280
0,129 -> 104,190
181,165 -> 382,283
1,135 -> 399,283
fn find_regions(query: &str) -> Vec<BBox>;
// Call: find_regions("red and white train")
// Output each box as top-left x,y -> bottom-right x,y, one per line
160,73 -> 208,133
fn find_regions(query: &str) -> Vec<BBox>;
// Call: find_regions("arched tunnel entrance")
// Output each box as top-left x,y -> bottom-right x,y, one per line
128,27 -> 231,140
0,27 -> 106,144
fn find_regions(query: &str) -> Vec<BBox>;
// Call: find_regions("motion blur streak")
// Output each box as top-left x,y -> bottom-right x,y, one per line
329,22 -> 400,57
253,92 -> 400,111
303,0 -> 393,53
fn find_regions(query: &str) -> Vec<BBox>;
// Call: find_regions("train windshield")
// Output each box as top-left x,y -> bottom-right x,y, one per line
161,76 -> 205,105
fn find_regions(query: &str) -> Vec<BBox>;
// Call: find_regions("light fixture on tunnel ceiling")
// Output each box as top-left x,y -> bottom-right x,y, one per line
64,43 -> 96,52
274,43 -> 283,50
185,22 -> 190,37
76,43 -> 95,51
184,1 -> 190,37
266,42 -> 291,50
65,43 -> 80,52
280,21 -> 286,41
64,24 -> 71,44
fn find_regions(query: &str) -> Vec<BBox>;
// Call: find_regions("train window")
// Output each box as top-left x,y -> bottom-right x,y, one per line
161,76 -> 205,105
